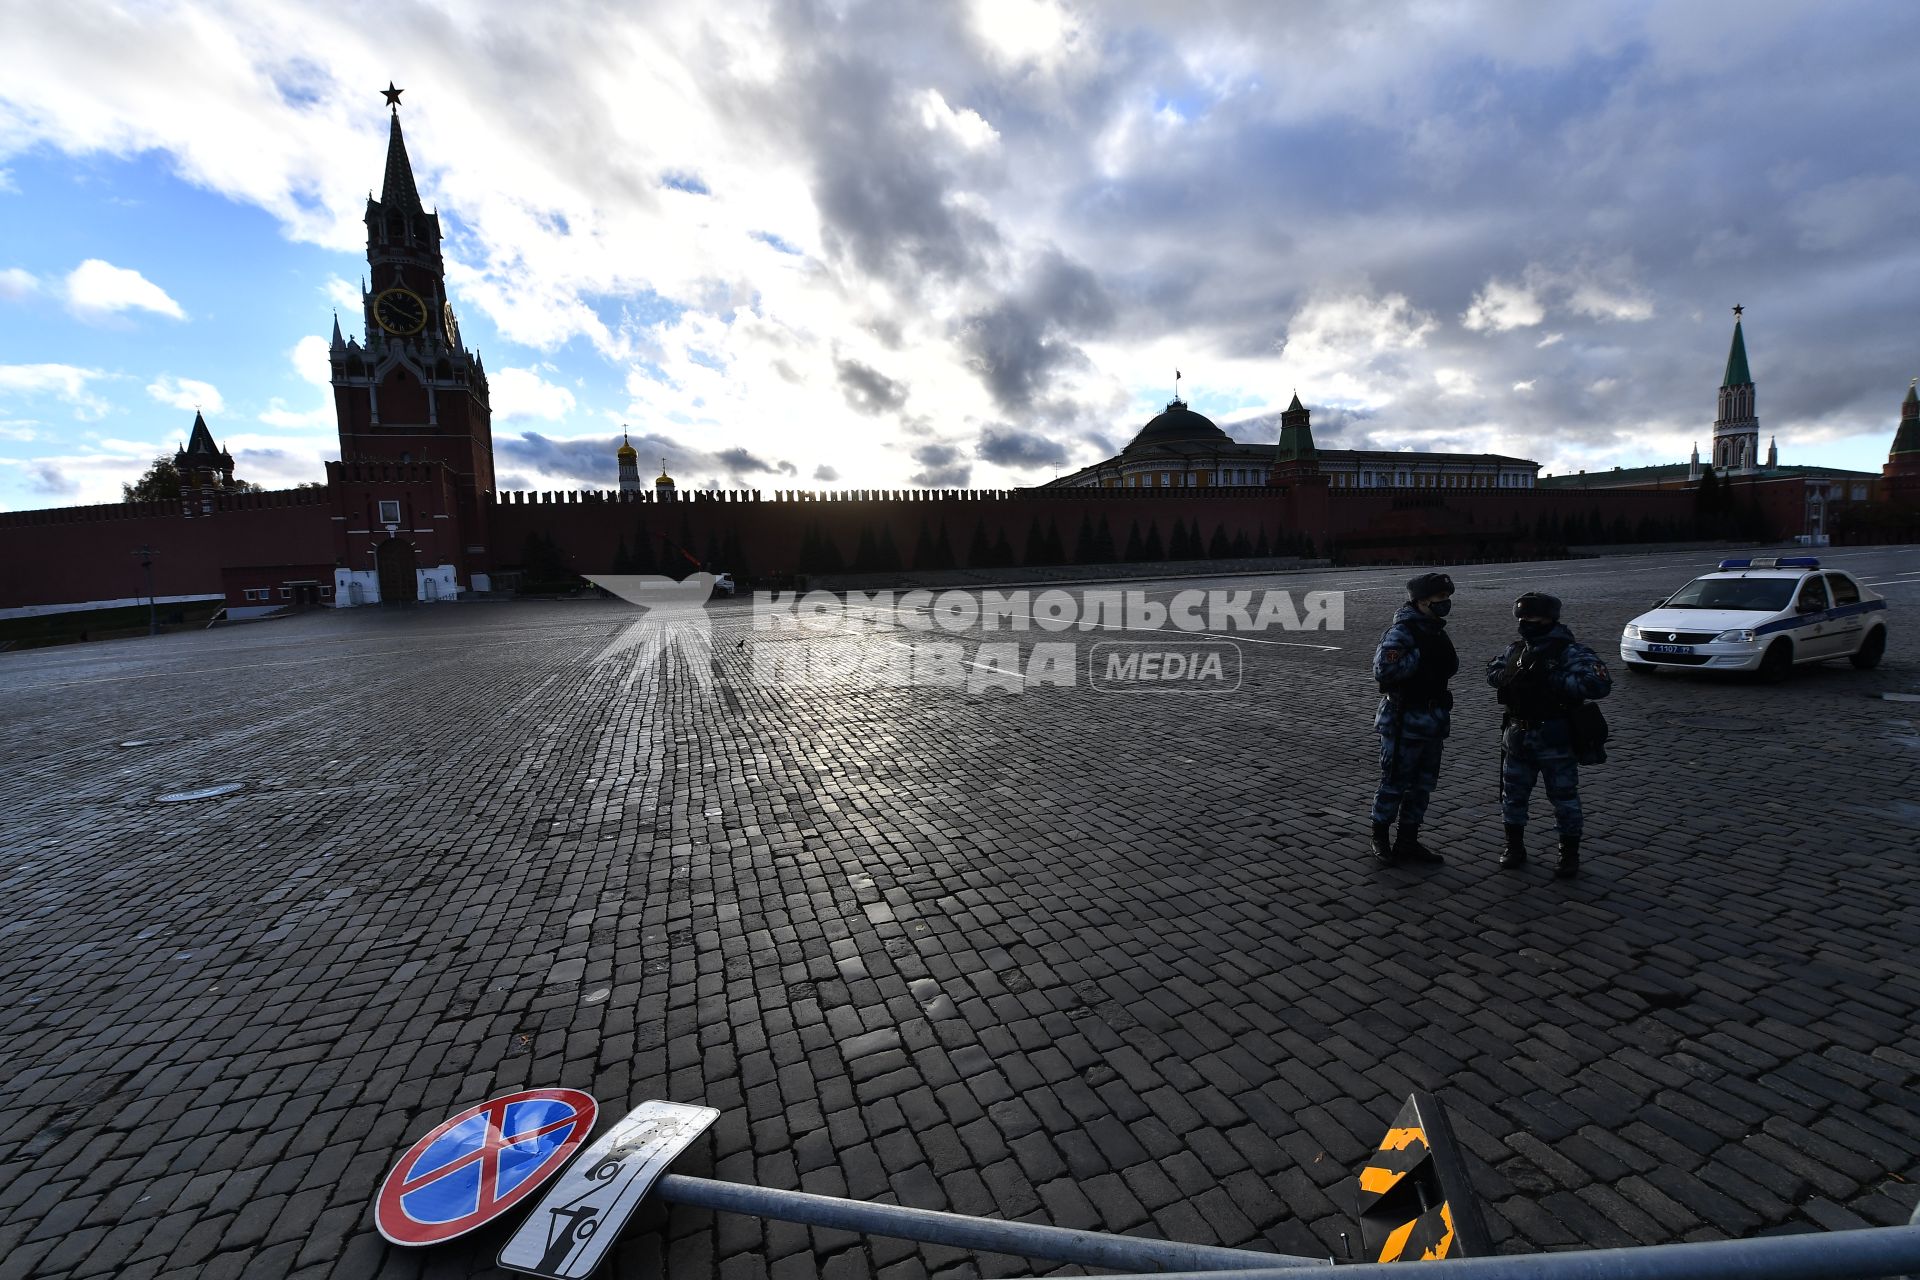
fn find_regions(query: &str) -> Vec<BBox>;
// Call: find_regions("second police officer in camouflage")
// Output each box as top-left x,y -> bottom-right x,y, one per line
1486,591 -> 1613,879
1369,572 -> 1458,866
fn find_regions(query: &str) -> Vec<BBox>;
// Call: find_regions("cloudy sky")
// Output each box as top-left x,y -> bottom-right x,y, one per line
1,0 -> 1916,508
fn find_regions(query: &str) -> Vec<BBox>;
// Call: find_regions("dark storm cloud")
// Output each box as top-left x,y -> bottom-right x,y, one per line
715,447 -> 794,477
499,432 -> 798,487
960,250 -> 1115,413
534,5 -> 1915,472
1220,412 -> 1281,445
976,425 -> 1069,469
25,462 -> 75,496
835,359 -> 908,415
1220,405 -> 1379,450
915,3 -> 1914,473
910,442 -> 971,488
733,23 -> 1001,289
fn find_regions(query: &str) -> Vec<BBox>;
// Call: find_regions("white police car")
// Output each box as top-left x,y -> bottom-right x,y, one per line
1620,557 -> 1888,680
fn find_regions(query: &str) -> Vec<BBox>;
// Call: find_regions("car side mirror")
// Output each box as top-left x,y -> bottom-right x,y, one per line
1651,598 -> 1667,607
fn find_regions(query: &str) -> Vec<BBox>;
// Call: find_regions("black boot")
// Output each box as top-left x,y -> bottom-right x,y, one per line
1394,823 -> 1444,865
1499,823 -> 1527,870
1553,834 -> 1580,880
1371,822 -> 1398,864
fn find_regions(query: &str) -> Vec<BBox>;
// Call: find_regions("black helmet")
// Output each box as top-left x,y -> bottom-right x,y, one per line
1513,592 -> 1561,622
1406,572 -> 1454,600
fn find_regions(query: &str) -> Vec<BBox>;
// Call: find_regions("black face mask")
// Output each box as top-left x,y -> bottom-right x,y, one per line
1518,619 -> 1554,639
1425,599 -> 1453,618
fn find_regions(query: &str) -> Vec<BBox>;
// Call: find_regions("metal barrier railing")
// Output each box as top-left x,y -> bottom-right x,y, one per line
1103,1216 -> 1920,1279
650,1173 -> 1328,1271
379,1091 -> 1919,1280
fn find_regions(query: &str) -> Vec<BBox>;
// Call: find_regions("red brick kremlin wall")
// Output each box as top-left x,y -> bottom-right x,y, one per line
0,479 -> 1808,610
0,489 -> 333,611
484,483 -> 1704,581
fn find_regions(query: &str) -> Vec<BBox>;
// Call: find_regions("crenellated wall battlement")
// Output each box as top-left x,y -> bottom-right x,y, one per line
0,486 -> 331,528
484,485 -> 1298,506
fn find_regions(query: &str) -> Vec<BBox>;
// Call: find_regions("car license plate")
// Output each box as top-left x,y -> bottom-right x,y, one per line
1648,644 -> 1694,655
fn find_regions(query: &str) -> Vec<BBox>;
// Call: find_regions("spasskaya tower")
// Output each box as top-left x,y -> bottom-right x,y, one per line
331,84 -> 494,489
328,85 -> 495,603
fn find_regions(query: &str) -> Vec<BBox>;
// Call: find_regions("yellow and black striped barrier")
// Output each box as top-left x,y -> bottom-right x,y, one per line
1356,1092 -> 1492,1263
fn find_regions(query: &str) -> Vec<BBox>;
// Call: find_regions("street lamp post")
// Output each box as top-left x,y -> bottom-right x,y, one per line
133,546 -> 157,635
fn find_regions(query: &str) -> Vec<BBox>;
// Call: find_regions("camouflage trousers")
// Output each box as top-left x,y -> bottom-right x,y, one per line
1371,734 -> 1443,826
1501,730 -> 1582,835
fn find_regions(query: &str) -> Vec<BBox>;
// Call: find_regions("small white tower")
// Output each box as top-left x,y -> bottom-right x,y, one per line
617,429 -> 640,492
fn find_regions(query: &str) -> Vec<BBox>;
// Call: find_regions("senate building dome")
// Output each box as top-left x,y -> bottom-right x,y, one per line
1123,398 -> 1232,453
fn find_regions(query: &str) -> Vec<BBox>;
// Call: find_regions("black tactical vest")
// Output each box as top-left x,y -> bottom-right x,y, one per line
1498,640 -> 1576,721
1396,622 -> 1458,707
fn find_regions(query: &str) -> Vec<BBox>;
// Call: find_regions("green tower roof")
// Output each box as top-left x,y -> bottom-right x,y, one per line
1723,319 -> 1752,388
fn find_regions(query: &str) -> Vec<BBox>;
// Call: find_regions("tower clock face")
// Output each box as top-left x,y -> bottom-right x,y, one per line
374,287 -> 428,336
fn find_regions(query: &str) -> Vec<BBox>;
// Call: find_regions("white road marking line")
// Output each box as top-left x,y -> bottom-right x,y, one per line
1193,632 -> 1341,651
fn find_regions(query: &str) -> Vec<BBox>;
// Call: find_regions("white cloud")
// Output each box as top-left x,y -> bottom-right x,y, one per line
0,363 -> 111,419
146,374 -> 223,414
0,267 -> 38,300
1536,332 -> 1565,348
967,0 -> 1077,69
291,334 -> 332,387
224,434 -> 332,486
1560,261 -> 1654,323
490,367 -> 578,421
254,336 -> 335,429
1567,282 -> 1653,323
1274,288 -> 1435,408
0,419 -> 38,441
322,275 -> 360,312
1461,277 -> 1544,332
65,258 -> 185,320
1433,367 -> 1476,397
1512,380 -> 1535,392
0,437 -> 162,507
258,400 -> 332,429
916,89 -> 999,152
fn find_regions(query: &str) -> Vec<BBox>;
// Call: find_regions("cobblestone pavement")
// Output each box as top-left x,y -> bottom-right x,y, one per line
2,546 -> 1918,1279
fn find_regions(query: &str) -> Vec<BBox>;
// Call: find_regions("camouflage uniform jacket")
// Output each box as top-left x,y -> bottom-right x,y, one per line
1372,604 -> 1456,739
1485,624 -> 1613,752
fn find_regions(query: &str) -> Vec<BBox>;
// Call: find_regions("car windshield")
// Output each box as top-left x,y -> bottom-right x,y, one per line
1662,576 -> 1797,611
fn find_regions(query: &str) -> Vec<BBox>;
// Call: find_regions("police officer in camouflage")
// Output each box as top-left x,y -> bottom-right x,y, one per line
1486,592 -> 1613,879
1369,572 -> 1458,865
